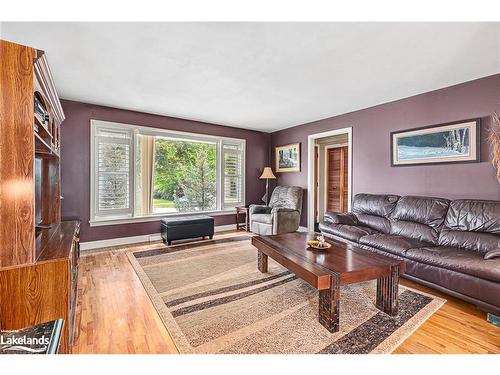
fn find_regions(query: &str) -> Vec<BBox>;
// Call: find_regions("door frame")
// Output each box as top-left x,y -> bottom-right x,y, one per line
307,127 -> 352,231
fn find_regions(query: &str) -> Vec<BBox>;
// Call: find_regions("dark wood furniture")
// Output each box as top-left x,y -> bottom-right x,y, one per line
251,232 -> 406,333
161,215 -> 214,245
0,319 -> 64,354
0,39 -> 78,353
236,205 -> 250,231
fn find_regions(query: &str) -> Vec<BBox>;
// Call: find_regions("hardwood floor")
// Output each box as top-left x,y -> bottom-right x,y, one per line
72,247 -> 177,354
72,233 -> 500,354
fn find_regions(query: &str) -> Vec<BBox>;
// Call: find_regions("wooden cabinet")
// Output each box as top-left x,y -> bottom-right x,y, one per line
0,221 -> 80,353
0,39 -> 76,353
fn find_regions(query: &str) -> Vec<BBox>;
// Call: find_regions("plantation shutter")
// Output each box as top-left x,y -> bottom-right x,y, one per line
94,126 -> 133,216
222,141 -> 245,208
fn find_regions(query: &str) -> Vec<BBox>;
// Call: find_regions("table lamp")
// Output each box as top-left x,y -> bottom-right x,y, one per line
259,167 -> 277,205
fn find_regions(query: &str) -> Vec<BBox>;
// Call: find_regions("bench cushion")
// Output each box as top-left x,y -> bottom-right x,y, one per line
161,215 -> 214,226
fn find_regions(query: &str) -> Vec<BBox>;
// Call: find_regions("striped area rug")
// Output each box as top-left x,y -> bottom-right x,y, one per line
127,234 -> 445,354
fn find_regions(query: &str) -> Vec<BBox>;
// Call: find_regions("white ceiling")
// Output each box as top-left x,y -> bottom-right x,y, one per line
2,22 -> 499,132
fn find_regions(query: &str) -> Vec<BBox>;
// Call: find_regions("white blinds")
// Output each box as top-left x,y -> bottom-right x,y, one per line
222,142 -> 244,208
95,127 -> 133,215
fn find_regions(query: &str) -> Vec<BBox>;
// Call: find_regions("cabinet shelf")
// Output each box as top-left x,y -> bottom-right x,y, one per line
35,131 -> 59,157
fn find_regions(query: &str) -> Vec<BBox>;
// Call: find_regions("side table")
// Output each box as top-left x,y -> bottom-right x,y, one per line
236,205 -> 250,232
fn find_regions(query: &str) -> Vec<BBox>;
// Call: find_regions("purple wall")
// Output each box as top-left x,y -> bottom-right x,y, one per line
271,74 -> 500,226
60,100 -> 271,242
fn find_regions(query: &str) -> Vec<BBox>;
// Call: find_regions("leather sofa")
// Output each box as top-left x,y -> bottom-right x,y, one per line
318,193 -> 500,315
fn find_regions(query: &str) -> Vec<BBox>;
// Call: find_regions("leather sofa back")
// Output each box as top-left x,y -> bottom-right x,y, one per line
438,199 -> 500,254
390,196 -> 450,244
352,194 -> 399,233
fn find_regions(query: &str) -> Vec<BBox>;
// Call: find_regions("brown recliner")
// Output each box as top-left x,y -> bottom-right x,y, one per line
319,193 -> 500,315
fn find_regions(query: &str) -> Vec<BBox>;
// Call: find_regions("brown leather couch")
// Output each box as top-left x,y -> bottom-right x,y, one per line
318,193 -> 500,315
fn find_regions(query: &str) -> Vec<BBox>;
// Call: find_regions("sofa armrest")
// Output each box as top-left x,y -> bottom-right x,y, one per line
323,212 -> 358,226
484,249 -> 500,260
249,204 -> 272,215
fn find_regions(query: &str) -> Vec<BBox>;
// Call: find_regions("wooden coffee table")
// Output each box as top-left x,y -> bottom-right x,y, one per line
251,232 -> 406,333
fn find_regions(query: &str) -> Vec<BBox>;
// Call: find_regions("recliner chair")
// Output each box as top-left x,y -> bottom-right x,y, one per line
249,186 -> 303,235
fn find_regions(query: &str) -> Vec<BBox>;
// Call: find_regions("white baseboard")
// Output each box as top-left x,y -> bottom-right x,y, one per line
297,226 -> 309,232
80,223 -> 239,251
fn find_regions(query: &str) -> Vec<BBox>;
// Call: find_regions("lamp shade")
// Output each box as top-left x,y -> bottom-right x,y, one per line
259,167 -> 276,179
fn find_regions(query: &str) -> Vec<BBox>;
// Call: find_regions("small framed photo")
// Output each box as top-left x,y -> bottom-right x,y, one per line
391,119 -> 481,166
275,143 -> 300,172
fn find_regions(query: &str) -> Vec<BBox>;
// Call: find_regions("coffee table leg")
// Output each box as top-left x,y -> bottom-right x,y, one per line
257,251 -> 268,273
318,275 -> 340,333
376,264 -> 400,316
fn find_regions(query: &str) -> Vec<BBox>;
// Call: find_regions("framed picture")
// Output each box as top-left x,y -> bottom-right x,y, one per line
275,143 -> 301,172
391,118 -> 481,166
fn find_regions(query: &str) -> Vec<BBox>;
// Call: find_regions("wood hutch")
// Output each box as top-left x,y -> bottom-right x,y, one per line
0,40 -> 80,353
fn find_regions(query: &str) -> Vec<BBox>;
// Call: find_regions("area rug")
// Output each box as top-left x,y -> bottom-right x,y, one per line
127,235 -> 445,354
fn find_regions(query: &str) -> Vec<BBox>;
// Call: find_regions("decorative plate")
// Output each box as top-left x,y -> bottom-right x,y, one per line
306,240 -> 332,250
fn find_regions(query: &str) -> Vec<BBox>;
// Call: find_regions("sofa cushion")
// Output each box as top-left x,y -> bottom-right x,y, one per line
251,213 -> 273,225
406,246 -> 500,283
161,215 -> 214,226
391,196 -> 450,227
318,222 -> 378,242
355,214 -> 390,234
351,194 -> 399,234
439,229 -> 500,255
352,193 -> 400,217
359,233 -> 431,256
389,196 -> 450,244
438,199 -> 500,254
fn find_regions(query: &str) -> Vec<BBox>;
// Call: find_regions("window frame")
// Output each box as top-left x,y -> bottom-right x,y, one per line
90,119 -> 246,226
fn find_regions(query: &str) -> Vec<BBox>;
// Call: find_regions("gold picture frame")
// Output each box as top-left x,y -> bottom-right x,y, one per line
275,143 -> 300,172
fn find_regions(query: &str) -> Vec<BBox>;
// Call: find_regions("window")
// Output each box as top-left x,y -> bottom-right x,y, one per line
91,120 -> 245,223
152,137 -> 217,214
222,142 -> 244,209
93,126 -> 133,217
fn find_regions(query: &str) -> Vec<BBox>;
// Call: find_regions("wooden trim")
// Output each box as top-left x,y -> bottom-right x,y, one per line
339,146 -> 346,212
307,127 -> 352,231
313,145 -> 318,222
33,52 -> 65,126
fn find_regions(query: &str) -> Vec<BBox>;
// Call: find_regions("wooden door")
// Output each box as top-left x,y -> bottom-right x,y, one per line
314,146 -> 319,222
326,146 -> 348,213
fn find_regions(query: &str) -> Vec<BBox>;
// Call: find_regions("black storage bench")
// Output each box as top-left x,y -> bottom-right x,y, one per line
161,215 -> 214,245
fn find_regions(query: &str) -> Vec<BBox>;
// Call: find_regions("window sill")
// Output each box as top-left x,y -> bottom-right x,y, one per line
89,210 -> 238,227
